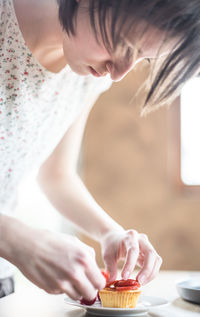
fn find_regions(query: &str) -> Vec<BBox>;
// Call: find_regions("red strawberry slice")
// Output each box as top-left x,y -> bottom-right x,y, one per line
106,280 -> 117,288
80,296 -> 97,306
115,279 -> 140,288
101,270 -> 110,282
115,286 -> 137,291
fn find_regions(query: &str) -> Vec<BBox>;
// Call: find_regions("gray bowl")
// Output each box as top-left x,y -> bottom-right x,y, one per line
176,278 -> 200,305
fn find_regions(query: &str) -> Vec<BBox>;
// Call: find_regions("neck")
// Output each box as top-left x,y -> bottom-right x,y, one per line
14,0 -> 64,50
13,0 -> 67,73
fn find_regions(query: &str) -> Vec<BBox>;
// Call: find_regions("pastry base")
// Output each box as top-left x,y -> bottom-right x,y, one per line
99,289 -> 141,308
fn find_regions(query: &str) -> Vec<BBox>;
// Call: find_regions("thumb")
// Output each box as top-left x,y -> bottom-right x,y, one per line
105,259 -> 118,282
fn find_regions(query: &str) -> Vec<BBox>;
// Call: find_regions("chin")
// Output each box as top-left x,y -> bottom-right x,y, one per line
69,64 -> 90,76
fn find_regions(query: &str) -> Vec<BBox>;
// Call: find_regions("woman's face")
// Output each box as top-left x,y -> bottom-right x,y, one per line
61,1 -> 173,81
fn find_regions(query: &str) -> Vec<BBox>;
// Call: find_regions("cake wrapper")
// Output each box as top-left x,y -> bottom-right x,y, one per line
99,290 -> 141,308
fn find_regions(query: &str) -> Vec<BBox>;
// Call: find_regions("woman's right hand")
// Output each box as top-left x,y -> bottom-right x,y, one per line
0,215 -> 105,300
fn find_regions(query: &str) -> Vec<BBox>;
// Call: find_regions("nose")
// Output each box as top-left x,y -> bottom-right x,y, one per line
106,59 -> 140,82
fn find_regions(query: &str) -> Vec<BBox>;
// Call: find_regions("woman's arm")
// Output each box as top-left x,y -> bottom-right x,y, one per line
0,213 -> 105,298
37,96 -> 162,284
37,95 -> 123,241
38,169 -> 123,240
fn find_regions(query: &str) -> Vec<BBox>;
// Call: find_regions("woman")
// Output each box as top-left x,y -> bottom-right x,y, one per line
0,0 -> 199,300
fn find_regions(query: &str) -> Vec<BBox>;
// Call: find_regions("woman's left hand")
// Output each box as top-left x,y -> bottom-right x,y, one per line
100,229 -> 162,285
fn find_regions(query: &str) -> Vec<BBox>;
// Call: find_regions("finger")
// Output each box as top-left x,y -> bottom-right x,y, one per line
145,255 -> 163,283
85,259 -> 106,290
105,258 -> 118,282
76,246 -> 105,290
136,236 -> 157,285
120,230 -> 139,280
59,280 -> 82,300
121,245 -> 139,280
72,271 -> 98,301
33,265 -> 65,294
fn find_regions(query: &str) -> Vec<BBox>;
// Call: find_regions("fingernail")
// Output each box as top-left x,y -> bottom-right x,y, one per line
138,275 -> 146,285
123,271 -> 130,280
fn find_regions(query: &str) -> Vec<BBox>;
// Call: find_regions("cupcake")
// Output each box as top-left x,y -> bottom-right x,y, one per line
99,279 -> 141,308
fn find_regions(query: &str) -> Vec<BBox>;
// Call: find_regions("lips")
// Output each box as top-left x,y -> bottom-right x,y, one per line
89,66 -> 102,77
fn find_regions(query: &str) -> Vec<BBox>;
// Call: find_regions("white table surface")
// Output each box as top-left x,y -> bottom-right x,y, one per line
0,270 -> 200,317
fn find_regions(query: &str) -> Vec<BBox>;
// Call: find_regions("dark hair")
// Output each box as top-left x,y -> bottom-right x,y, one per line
57,0 -> 200,113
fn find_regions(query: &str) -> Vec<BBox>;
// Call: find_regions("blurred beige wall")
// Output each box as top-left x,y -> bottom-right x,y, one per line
81,61 -> 200,270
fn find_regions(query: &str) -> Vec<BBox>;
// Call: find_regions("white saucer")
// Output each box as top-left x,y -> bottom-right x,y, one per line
176,278 -> 200,304
64,295 -> 169,316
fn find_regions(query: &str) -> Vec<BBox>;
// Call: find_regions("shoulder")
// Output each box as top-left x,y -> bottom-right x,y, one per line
0,0 -> 7,21
0,0 -> 5,11
0,1 -> 12,34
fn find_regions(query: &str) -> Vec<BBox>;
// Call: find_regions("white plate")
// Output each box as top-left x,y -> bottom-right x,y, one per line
64,295 -> 169,316
176,278 -> 200,304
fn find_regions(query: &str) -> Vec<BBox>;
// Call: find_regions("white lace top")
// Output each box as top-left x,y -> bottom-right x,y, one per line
0,0 -> 112,279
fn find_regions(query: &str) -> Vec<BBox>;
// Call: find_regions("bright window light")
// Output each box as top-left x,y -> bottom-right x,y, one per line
181,77 -> 200,185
